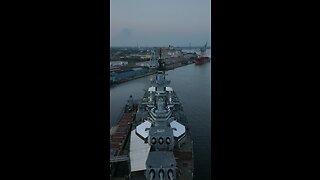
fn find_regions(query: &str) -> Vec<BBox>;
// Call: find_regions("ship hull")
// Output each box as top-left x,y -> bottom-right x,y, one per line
194,56 -> 210,65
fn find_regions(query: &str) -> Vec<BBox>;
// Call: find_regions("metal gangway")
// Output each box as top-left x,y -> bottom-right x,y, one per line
110,155 -> 129,163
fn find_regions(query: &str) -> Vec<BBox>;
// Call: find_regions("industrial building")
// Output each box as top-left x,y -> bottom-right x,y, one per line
110,67 -> 148,84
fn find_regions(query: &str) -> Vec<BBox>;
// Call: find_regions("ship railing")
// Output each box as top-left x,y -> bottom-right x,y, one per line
110,155 -> 129,163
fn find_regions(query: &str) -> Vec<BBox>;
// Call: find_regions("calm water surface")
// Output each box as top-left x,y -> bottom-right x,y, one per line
110,49 -> 211,180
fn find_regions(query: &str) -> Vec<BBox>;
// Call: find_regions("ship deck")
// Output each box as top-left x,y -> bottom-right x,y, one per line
174,132 -> 193,180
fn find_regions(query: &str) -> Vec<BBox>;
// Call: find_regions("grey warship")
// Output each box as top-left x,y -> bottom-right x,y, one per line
129,49 -> 194,180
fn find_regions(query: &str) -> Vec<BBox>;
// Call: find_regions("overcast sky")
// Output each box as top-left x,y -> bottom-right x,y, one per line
110,0 -> 211,47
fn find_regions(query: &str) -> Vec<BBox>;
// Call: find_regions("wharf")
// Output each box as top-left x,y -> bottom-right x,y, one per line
110,60 -> 195,87
110,108 -> 136,157
110,106 -> 138,179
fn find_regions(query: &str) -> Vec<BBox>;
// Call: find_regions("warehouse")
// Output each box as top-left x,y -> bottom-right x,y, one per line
110,67 -> 147,82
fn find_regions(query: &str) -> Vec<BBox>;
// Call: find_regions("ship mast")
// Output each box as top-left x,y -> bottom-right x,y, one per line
158,48 -> 165,73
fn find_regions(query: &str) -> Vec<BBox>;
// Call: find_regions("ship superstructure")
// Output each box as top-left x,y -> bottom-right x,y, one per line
132,49 -> 193,180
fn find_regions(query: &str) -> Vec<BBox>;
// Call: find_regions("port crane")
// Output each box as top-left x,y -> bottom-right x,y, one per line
200,42 -> 208,56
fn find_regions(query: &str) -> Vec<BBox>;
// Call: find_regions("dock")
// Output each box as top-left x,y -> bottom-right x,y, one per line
110,110 -> 136,157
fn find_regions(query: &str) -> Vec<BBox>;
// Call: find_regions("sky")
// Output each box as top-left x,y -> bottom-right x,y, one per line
110,0 -> 211,47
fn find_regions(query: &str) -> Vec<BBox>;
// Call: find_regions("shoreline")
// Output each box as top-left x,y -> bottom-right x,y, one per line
110,61 -> 195,87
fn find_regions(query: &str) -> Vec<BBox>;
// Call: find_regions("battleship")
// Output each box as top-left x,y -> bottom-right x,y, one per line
110,48 -> 193,180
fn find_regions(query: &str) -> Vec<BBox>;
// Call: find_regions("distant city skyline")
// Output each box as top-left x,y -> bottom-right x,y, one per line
110,0 -> 211,47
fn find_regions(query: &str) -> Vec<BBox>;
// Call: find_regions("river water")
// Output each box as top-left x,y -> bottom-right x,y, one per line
110,49 -> 211,179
